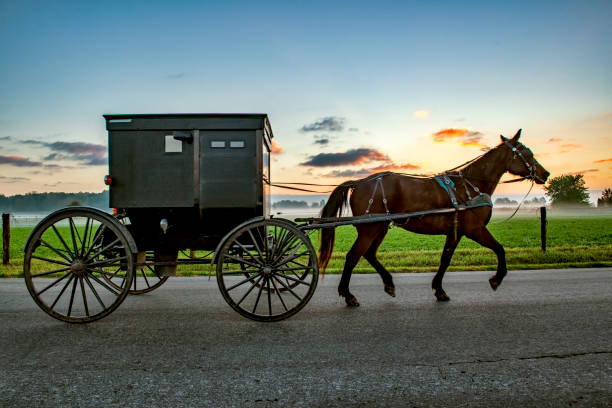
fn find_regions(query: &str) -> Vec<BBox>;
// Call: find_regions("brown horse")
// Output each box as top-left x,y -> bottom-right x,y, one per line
318,129 -> 550,306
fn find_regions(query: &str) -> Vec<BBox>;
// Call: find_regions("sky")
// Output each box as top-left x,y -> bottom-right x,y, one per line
0,0 -> 611,198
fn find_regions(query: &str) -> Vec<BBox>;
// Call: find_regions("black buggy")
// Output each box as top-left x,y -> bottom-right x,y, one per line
23,114 -> 319,323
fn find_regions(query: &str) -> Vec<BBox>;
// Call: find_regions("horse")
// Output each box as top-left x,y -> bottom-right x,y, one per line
318,129 -> 550,306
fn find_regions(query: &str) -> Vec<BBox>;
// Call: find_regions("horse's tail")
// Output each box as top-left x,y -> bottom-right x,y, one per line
318,181 -> 354,275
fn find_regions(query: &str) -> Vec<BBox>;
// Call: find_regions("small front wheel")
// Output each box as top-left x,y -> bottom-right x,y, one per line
216,218 -> 318,322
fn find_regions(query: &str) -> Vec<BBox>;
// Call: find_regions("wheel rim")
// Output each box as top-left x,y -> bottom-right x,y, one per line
216,219 -> 318,322
103,251 -> 169,295
24,210 -> 134,323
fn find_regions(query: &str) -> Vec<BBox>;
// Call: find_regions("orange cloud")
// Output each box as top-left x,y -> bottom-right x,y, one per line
372,163 -> 421,172
431,128 -> 487,148
594,158 -> 612,163
271,141 -> 283,154
560,143 -> 581,153
548,137 -> 562,143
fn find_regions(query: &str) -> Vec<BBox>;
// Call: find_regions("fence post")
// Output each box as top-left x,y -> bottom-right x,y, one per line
2,213 -> 9,265
540,206 -> 546,252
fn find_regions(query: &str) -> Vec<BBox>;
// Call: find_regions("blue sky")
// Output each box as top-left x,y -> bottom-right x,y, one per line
1,0 -> 611,195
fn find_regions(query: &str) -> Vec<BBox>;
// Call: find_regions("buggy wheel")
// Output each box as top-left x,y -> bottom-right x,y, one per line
103,251 -> 169,295
23,208 -> 134,323
216,218 -> 318,322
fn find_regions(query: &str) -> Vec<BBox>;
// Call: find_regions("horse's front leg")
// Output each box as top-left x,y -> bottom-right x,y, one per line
432,234 -> 462,301
465,227 -> 507,290
338,235 -> 373,307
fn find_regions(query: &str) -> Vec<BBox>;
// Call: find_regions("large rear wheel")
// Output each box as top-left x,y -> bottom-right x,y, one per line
24,208 -> 134,323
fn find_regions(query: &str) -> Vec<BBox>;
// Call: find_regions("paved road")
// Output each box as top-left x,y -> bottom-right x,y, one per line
1,268 -> 611,407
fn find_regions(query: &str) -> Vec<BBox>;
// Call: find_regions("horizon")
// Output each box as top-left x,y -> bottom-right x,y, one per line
1,1 -> 610,196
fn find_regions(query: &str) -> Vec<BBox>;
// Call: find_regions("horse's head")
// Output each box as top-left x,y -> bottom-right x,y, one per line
500,129 -> 550,184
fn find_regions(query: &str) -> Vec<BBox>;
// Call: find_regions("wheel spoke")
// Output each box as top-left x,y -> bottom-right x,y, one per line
140,268 -> 151,287
251,276 -> 266,314
83,225 -> 106,259
83,274 -> 106,309
67,277 -> 78,317
232,239 -> 264,265
88,255 -> 127,268
79,276 -> 89,317
51,225 -> 75,258
80,218 -> 92,257
85,270 -> 120,296
270,276 -> 288,312
226,272 -> 263,292
266,276 -> 272,316
274,272 -> 312,287
68,217 -> 80,255
31,266 -> 71,278
246,230 -> 265,262
274,250 -> 309,268
223,254 -> 262,269
35,272 -> 72,296
274,266 -> 314,272
30,255 -> 71,267
84,238 -> 120,263
236,274 -> 264,307
272,275 -> 304,302
50,274 -> 75,309
39,239 -> 73,263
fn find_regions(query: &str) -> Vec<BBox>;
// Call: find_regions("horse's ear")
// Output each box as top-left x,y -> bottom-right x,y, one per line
500,135 -> 508,143
512,129 -> 522,141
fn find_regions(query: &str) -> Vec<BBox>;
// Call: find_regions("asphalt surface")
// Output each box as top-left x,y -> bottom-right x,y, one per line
1,268 -> 611,407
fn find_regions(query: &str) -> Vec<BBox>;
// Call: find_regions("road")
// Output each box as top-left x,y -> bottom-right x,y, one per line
1,268 -> 611,407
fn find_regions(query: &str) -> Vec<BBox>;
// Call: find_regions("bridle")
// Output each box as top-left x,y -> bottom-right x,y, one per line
502,139 -> 546,184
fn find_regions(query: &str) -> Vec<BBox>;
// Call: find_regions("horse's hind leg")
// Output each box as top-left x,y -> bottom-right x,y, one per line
432,234 -> 462,301
338,226 -> 379,307
465,227 -> 506,290
363,223 -> 395,297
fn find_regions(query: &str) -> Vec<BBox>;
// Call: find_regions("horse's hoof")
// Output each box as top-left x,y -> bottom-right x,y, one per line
384,284 -> 396,297
489,276 -> 500,291
434,291 -> 450,301
345,296 -> 360,307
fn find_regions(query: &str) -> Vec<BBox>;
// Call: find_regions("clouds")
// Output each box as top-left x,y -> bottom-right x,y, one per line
301,148 -> 389,167
0,175 -> 30,183
270,141 -> 283,154
594,158 -> 612,163
548,137 -> 562,143
431,128 -> 487,148
0,155 -> 43,167
20,140 -> 107,165
300,117 -> 345,132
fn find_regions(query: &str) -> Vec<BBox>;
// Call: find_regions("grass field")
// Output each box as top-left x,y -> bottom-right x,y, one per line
1,215 -> 611,277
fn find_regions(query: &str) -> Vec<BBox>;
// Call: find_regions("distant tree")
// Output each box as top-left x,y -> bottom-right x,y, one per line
271,200 -> 309,209
597,188 -> 612,207
525,197 -> 547,206
544,174 -> 590,207
494,197 -> 518,205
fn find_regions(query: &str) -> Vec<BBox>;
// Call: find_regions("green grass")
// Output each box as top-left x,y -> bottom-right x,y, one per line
2,216 -> 611,277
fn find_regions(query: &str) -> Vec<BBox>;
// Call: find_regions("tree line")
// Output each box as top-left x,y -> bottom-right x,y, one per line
0,191 -> 109,213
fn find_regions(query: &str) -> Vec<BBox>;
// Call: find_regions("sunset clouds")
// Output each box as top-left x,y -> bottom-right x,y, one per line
431,128 -> 487,148
0,155 -> 42,167
22,140 -> 107,165
301,148 -> 389,167
594,158 -> 612,163
271,141 -> 283,154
